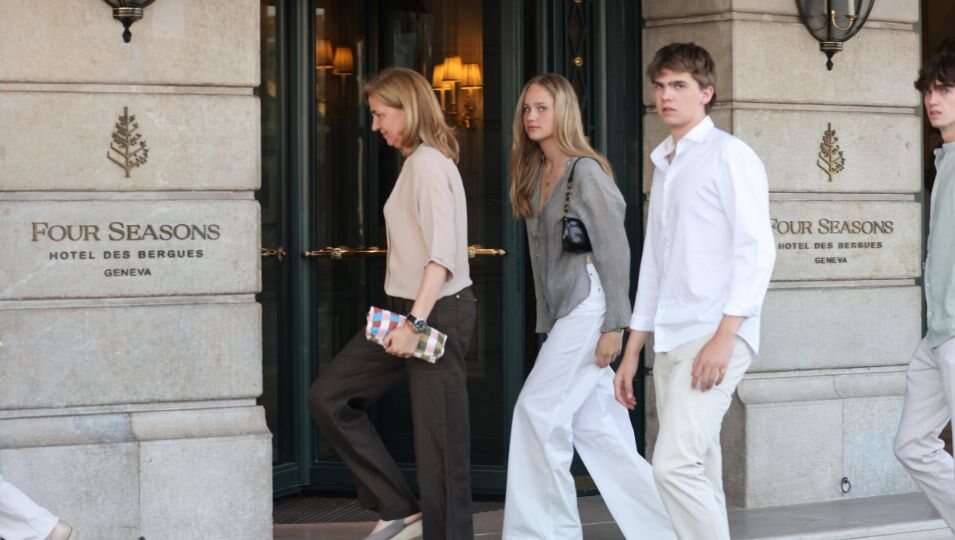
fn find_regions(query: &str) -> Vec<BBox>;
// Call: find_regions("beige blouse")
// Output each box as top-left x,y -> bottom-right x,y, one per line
383,145 -> 472,300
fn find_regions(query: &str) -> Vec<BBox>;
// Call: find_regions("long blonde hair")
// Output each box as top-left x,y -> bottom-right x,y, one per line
509,74 -> 612,218
363,67 -> 459,162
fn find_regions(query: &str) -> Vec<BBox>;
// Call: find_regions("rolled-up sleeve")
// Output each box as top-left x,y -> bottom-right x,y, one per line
411,158 -> 457,278
575,160 -> 632,332
717,141 -> 776,318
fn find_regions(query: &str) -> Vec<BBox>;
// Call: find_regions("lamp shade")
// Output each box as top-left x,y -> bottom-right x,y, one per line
432,64 -> 446,88
796,0 -> 874,69
333,46 -> 354,75
442,56 -> 463,82
316,39 -> 334,69
461,63 -> 482,89
102,0 -> 156,43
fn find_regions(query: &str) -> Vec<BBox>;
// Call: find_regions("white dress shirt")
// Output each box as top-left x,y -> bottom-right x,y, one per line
630,116 -> 776,354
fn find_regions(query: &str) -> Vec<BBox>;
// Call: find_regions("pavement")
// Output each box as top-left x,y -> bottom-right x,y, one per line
274,491 -> 954,540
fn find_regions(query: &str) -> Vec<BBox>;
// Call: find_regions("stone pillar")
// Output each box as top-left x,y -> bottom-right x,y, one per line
641,1 -> 922,508
0,1 -> 271,538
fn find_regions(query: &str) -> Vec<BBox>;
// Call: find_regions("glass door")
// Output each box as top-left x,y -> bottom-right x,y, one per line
259,0 -> 530,497
305,0 -> 521,495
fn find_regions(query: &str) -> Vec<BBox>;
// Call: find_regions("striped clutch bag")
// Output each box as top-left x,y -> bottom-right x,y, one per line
365,306 -> 447,363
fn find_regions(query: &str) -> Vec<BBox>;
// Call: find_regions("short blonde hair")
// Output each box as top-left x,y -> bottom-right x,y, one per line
363,67 -> 459,162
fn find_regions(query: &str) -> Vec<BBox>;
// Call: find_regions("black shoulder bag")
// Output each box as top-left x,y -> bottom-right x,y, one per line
562,158 -> 593,253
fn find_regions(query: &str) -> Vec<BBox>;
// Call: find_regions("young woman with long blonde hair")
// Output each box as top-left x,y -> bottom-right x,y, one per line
502,74 -> 674,540
309,67 -> 477,540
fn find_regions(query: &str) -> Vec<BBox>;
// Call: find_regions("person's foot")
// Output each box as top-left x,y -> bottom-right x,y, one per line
363,513 -> 422,540
46,521 -> 77,540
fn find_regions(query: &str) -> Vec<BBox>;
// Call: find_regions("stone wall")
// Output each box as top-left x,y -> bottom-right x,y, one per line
0,1 -> 271,537
641,1 -> 922,508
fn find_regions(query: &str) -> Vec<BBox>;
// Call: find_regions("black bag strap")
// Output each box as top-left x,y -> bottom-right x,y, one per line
563,157 -> 585,218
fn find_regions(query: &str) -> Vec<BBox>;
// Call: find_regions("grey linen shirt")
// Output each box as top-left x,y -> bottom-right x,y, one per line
526,157 -> 631,334
925,141 -> 955,348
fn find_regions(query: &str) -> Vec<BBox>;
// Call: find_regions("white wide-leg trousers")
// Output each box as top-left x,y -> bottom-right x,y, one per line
894,337 -> 955,531
502,264 -> 675,540
651,333 -> 753,540
0,474 -> 58,540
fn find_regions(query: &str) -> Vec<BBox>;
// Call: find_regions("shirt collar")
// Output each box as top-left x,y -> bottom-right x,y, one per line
650,116 -> 715,171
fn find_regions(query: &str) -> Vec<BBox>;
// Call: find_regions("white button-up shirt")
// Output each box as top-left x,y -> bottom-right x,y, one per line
630,116 -> 776,354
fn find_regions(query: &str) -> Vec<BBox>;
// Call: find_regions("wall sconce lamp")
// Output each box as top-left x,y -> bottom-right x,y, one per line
332,46 -> 354,96
442,56 -> 463,106
333,47 -> 354,78
316,40 -> 334,70
797,0 -> 874,70
432,63 -> 449,108
102,0 -> 155,43
459,64 -> 483,129
431,60 -> 482,129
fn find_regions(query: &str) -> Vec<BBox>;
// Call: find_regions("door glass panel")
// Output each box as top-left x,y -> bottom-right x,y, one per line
311,0 -> 509,485
312,0 -> 382,466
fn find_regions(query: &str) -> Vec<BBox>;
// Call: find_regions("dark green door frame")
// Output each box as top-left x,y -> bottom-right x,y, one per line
535,0 -> 648,453
272,0 -> 317,497
480,0 -> 529,495
603,0 -> 648,454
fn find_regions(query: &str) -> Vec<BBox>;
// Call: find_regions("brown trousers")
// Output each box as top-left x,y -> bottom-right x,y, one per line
308,288 -> 477,540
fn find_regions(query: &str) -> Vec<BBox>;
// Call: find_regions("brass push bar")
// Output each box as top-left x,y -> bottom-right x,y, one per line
303,246 -> 388,259
467,245 -> 507,259
303,245 -> 507,260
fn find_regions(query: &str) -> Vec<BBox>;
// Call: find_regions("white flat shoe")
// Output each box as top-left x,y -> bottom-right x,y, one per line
362,519 -> 422,540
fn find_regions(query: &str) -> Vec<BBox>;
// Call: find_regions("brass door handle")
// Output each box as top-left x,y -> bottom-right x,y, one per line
261,247 -> 287,262
303,245 -> 507,260
467,245 -> 507,258
303,246 -> 387,259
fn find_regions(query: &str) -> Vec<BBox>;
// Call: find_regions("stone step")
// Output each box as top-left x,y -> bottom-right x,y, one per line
729,492 -> 953,540
277,492 -> 955,540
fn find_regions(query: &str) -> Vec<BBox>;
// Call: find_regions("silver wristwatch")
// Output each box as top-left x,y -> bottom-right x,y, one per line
406,313 -> 427,334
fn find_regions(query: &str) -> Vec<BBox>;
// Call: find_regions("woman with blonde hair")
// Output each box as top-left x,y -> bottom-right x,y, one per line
502,74 -> 674,539
309,67 -> 477,540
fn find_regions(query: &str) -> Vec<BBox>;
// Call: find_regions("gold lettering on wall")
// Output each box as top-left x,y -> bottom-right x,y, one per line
31,222 -> 221,242
28,220 -> 220,280
771,217 -> 894,266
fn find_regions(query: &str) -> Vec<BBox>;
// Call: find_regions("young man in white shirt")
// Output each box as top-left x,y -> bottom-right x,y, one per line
614,42 -> 776,540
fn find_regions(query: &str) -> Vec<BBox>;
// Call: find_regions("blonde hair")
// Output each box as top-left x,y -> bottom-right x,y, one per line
509,74 -> 612,218
363,67 -> 459,162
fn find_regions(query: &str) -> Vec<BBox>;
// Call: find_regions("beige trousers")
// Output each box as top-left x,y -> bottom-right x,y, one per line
652,333 -> 753,540
894,337 -> 955,532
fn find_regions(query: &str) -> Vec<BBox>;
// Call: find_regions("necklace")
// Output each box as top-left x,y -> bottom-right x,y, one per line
542,157 -> 569,189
